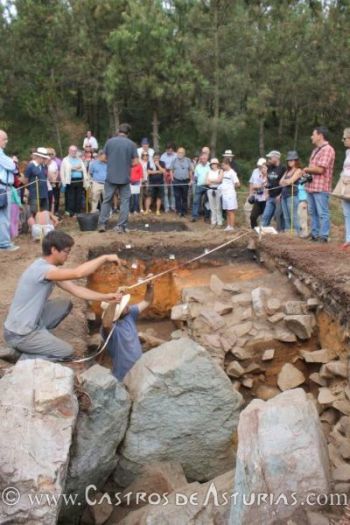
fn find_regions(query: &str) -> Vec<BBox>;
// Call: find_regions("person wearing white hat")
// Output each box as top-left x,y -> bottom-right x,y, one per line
222,149 -> 240,176
24,147 -> 51,214
101,280 -> 154,381
206,158 -> 223,228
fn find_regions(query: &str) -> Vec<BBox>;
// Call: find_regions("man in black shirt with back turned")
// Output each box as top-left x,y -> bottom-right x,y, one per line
98,123 -> 138,234
261,150 -> 285,231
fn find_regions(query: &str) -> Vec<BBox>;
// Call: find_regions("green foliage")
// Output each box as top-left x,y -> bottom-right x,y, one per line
0,0 -> 349,168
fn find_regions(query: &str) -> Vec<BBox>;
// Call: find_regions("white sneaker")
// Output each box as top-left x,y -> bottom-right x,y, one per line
224,226 -> 234,231
1,244 -> 20,252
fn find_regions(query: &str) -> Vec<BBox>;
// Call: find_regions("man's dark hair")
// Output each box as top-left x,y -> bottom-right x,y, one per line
314,126 -> 329,140
42,230 -> 74,256
118,123 -> 131,135
166,142 -> 176,150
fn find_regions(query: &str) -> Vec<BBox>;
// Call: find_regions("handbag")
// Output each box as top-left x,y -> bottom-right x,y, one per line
0,171 -> 9,209
332,174 -> 350,200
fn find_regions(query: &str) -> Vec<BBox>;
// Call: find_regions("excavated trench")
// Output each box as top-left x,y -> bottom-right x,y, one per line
86,241 -> 348,403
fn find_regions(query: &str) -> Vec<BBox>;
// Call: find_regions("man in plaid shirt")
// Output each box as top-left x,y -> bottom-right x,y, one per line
304,127 -> 335,242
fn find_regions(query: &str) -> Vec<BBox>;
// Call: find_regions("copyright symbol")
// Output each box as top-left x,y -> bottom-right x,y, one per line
2,487 -> 20,506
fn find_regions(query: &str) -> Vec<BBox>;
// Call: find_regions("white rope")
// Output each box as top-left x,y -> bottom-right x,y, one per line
71,229 -> 251,363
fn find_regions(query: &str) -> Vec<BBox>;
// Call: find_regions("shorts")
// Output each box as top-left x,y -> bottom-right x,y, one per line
151,185 -> 164,200
222,193 -> 237,210
142,183 -> 152,198
32,223 -> 55,241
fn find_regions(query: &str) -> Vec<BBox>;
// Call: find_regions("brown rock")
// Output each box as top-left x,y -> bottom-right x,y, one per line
240,307 -> 253,320
255,385 -> 280,401
307,298 -> 321,311
220,336 -> 233,354
170,304 -> 190,321
230,347 -> 252,360
197,308 -> 226,331
300,348 -> 336,364
262,349 -> 275,361
334,482 -> 350,493
274,327 -> 297,343
284,301 -> 308,315
223,283 -> 241,294
232,293 -> 252,306
202,334 -> 222,349
285,315 -> 314,340
226,361 -> 245,378
268,312 -> 285,324
320,361 -> 348,379
309,373 -> 327,387
318,388 -> 336,405
234,321 -> 253,338
277,363 -> 305,391
319,408 -> 338,425
266,298 -> 281,315
244,362 -> 262,374
333,399 -> 350,416
242,377 -> 254,389
339,441 -> 350,460
214,301 -> 233,316
210,274 -> 225,295
251,287 -> 272,317
332,464 -> 350,481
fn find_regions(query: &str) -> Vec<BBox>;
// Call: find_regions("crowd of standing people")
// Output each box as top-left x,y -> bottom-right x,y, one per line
1,124 -> 350,251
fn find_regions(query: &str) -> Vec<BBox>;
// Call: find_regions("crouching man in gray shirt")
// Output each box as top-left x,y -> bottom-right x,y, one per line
4,230 -> 122,361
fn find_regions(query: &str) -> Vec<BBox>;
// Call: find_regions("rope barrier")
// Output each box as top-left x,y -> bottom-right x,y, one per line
71,229 -> 251,363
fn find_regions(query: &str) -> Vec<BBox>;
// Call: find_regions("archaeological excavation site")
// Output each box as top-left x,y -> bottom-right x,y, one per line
1,223 -> 350,525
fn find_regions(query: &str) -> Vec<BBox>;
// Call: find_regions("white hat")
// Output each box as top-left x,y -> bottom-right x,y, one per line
33,147 -> 50,159
223,149 -> 234,157
112,294 -> 131,321
266,150 -> 281,159
210,158 -> 220,166
257,157 -> 267,167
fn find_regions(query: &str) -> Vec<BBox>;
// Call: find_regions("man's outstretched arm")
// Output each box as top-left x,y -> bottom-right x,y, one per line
46,254 -> 122,281
57,280 -> 122,304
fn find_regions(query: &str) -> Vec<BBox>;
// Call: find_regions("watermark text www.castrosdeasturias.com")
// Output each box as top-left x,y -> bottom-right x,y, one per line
2,484 -> 350,509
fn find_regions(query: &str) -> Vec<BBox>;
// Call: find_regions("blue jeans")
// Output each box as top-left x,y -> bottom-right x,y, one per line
164,183 -> 175,211
307,192 -> 330,239
0,193 -> 12,249
261,196 -> 284,230
281,196 -> 300,232
192,185 -> 210,219
98,181 -> 131,228
342,200 -> 350,242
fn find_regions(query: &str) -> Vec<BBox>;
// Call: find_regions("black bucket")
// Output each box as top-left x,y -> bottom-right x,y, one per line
77,212 -> 99,232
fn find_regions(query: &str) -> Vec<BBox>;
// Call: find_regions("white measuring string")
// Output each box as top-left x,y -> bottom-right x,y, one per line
71,229 -> 251,363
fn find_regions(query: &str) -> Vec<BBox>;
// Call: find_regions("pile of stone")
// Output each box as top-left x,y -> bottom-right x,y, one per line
170,274 -> 317,396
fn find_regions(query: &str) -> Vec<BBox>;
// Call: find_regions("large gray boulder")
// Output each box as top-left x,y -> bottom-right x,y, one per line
114,338 -> 242,487
59,365 -> 131,524
0,359 -> 78,525
230,388 -> 330,525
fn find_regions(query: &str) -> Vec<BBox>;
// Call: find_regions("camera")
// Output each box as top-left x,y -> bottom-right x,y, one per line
248,195 -> 256,205
299,174 -> 313,185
